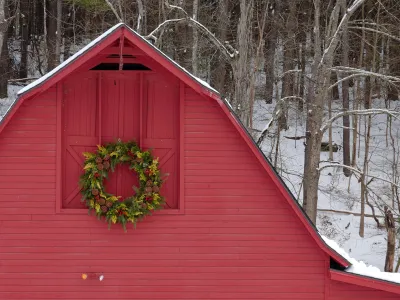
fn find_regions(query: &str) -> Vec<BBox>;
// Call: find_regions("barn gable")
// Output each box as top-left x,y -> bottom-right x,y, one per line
0,22 -> 348,266
0,23 -> 400,298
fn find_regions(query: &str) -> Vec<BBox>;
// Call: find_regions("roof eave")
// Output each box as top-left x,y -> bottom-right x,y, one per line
330,269 -> 400,295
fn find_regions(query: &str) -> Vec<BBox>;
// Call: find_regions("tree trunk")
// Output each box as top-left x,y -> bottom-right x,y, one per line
0,0 -> 9,98
264,1 -> 279,104
47,0 -> 57,71
384,207 -> 395,272
191,0 -> 199,76
341,1 -> 351,177
20,0 -> 29,78
280,0 -> 297,130
232,0 -> 253,127
136,0 -> 146,35
55,0 -> 62,63
303,80 -> 327,223
210,0 -> 230,95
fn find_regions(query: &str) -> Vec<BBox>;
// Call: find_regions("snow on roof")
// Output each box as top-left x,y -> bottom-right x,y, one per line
17,23 -> 219,97
322,235 -> 400,284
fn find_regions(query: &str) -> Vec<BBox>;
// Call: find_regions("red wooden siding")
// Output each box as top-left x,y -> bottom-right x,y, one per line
329,280 -> 399,299
0,87 -> 56,217
0,79 -> 398,298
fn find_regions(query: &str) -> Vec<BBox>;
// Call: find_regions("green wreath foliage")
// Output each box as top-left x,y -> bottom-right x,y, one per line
79,140 -> 166,231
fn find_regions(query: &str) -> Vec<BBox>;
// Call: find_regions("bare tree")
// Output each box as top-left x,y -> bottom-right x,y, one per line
55,0 -> 62,63
340,0 -> 351,177
47,0 -> 57,71
191,0 -> 199,76
303,0 -> 366,223
0,0 -> 11,98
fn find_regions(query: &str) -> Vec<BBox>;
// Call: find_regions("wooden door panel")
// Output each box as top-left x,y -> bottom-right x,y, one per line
62,73 -> 98,209
143,146 -> 178,209
118,164 -> 140,200
120,75 -> 140,140
63,144 -> 97,208
101,73 -> 140,199
143,74 -> 179,209
101,75 -> 120,140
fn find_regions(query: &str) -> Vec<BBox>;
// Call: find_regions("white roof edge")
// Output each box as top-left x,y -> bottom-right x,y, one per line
17,22 -> 219,97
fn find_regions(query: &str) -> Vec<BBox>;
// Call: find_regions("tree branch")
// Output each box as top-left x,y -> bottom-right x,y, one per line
329,67 -> 400,91
145,1 -> 237,60
348,25 -> 400,43
104,0 -> 123,23
319,0 -> 366,67
321,109 -> 400,133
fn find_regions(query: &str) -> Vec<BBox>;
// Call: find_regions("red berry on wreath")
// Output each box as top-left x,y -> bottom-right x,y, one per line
94,172 -> 100,178
106,201 -> 113,208
152,186 -> 159,193
144,169 -> 150,175
95,195 -> 100,200
97,163 -> 104,170
145,196 -> 153,202
91,189 -> 99,196
101,206 -> 108,213
103,161 -> 110,170
104,154 -> 110,161
95,157 -> 103,164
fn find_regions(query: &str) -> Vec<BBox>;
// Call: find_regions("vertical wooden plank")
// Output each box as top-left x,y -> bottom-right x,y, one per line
56,82 -> 63,213
98,73 -> 102,145
179,81 -> 185,212
139,73 -> 144,147
118,75 -> 125,138
325,257 -> 331,300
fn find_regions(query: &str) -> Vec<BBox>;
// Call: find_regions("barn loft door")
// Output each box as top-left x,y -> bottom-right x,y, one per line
61,71 -> 179,210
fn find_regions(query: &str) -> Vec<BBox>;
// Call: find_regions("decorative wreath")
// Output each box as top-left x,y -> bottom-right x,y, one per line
79,140 -> 166,231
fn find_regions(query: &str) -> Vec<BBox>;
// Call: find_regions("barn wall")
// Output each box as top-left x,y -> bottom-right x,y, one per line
0,81 -> 393,299
0,87 -> 57,216
329,280 -> 399,299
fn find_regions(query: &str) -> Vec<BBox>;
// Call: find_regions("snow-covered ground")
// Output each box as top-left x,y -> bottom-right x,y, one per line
253,97 -> 400,271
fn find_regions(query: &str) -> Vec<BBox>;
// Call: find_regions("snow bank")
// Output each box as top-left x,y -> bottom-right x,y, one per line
322,235 -> 400,284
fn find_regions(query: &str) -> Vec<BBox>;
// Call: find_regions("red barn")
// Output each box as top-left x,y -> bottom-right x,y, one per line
0,23 -> 399,299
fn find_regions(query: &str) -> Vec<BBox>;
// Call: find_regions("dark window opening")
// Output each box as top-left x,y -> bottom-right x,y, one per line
91,63 -> 151,71
107,54 -> 135,58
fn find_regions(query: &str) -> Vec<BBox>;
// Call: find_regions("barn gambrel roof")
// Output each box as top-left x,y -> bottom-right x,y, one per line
1,23 -> 399,294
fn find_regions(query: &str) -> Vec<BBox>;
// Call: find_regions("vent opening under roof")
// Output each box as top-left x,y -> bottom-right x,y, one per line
107,54 -> 135,58
90,63 -> 151,71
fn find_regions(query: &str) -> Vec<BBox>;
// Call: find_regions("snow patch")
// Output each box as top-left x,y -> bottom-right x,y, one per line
322,235 -> 400,284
